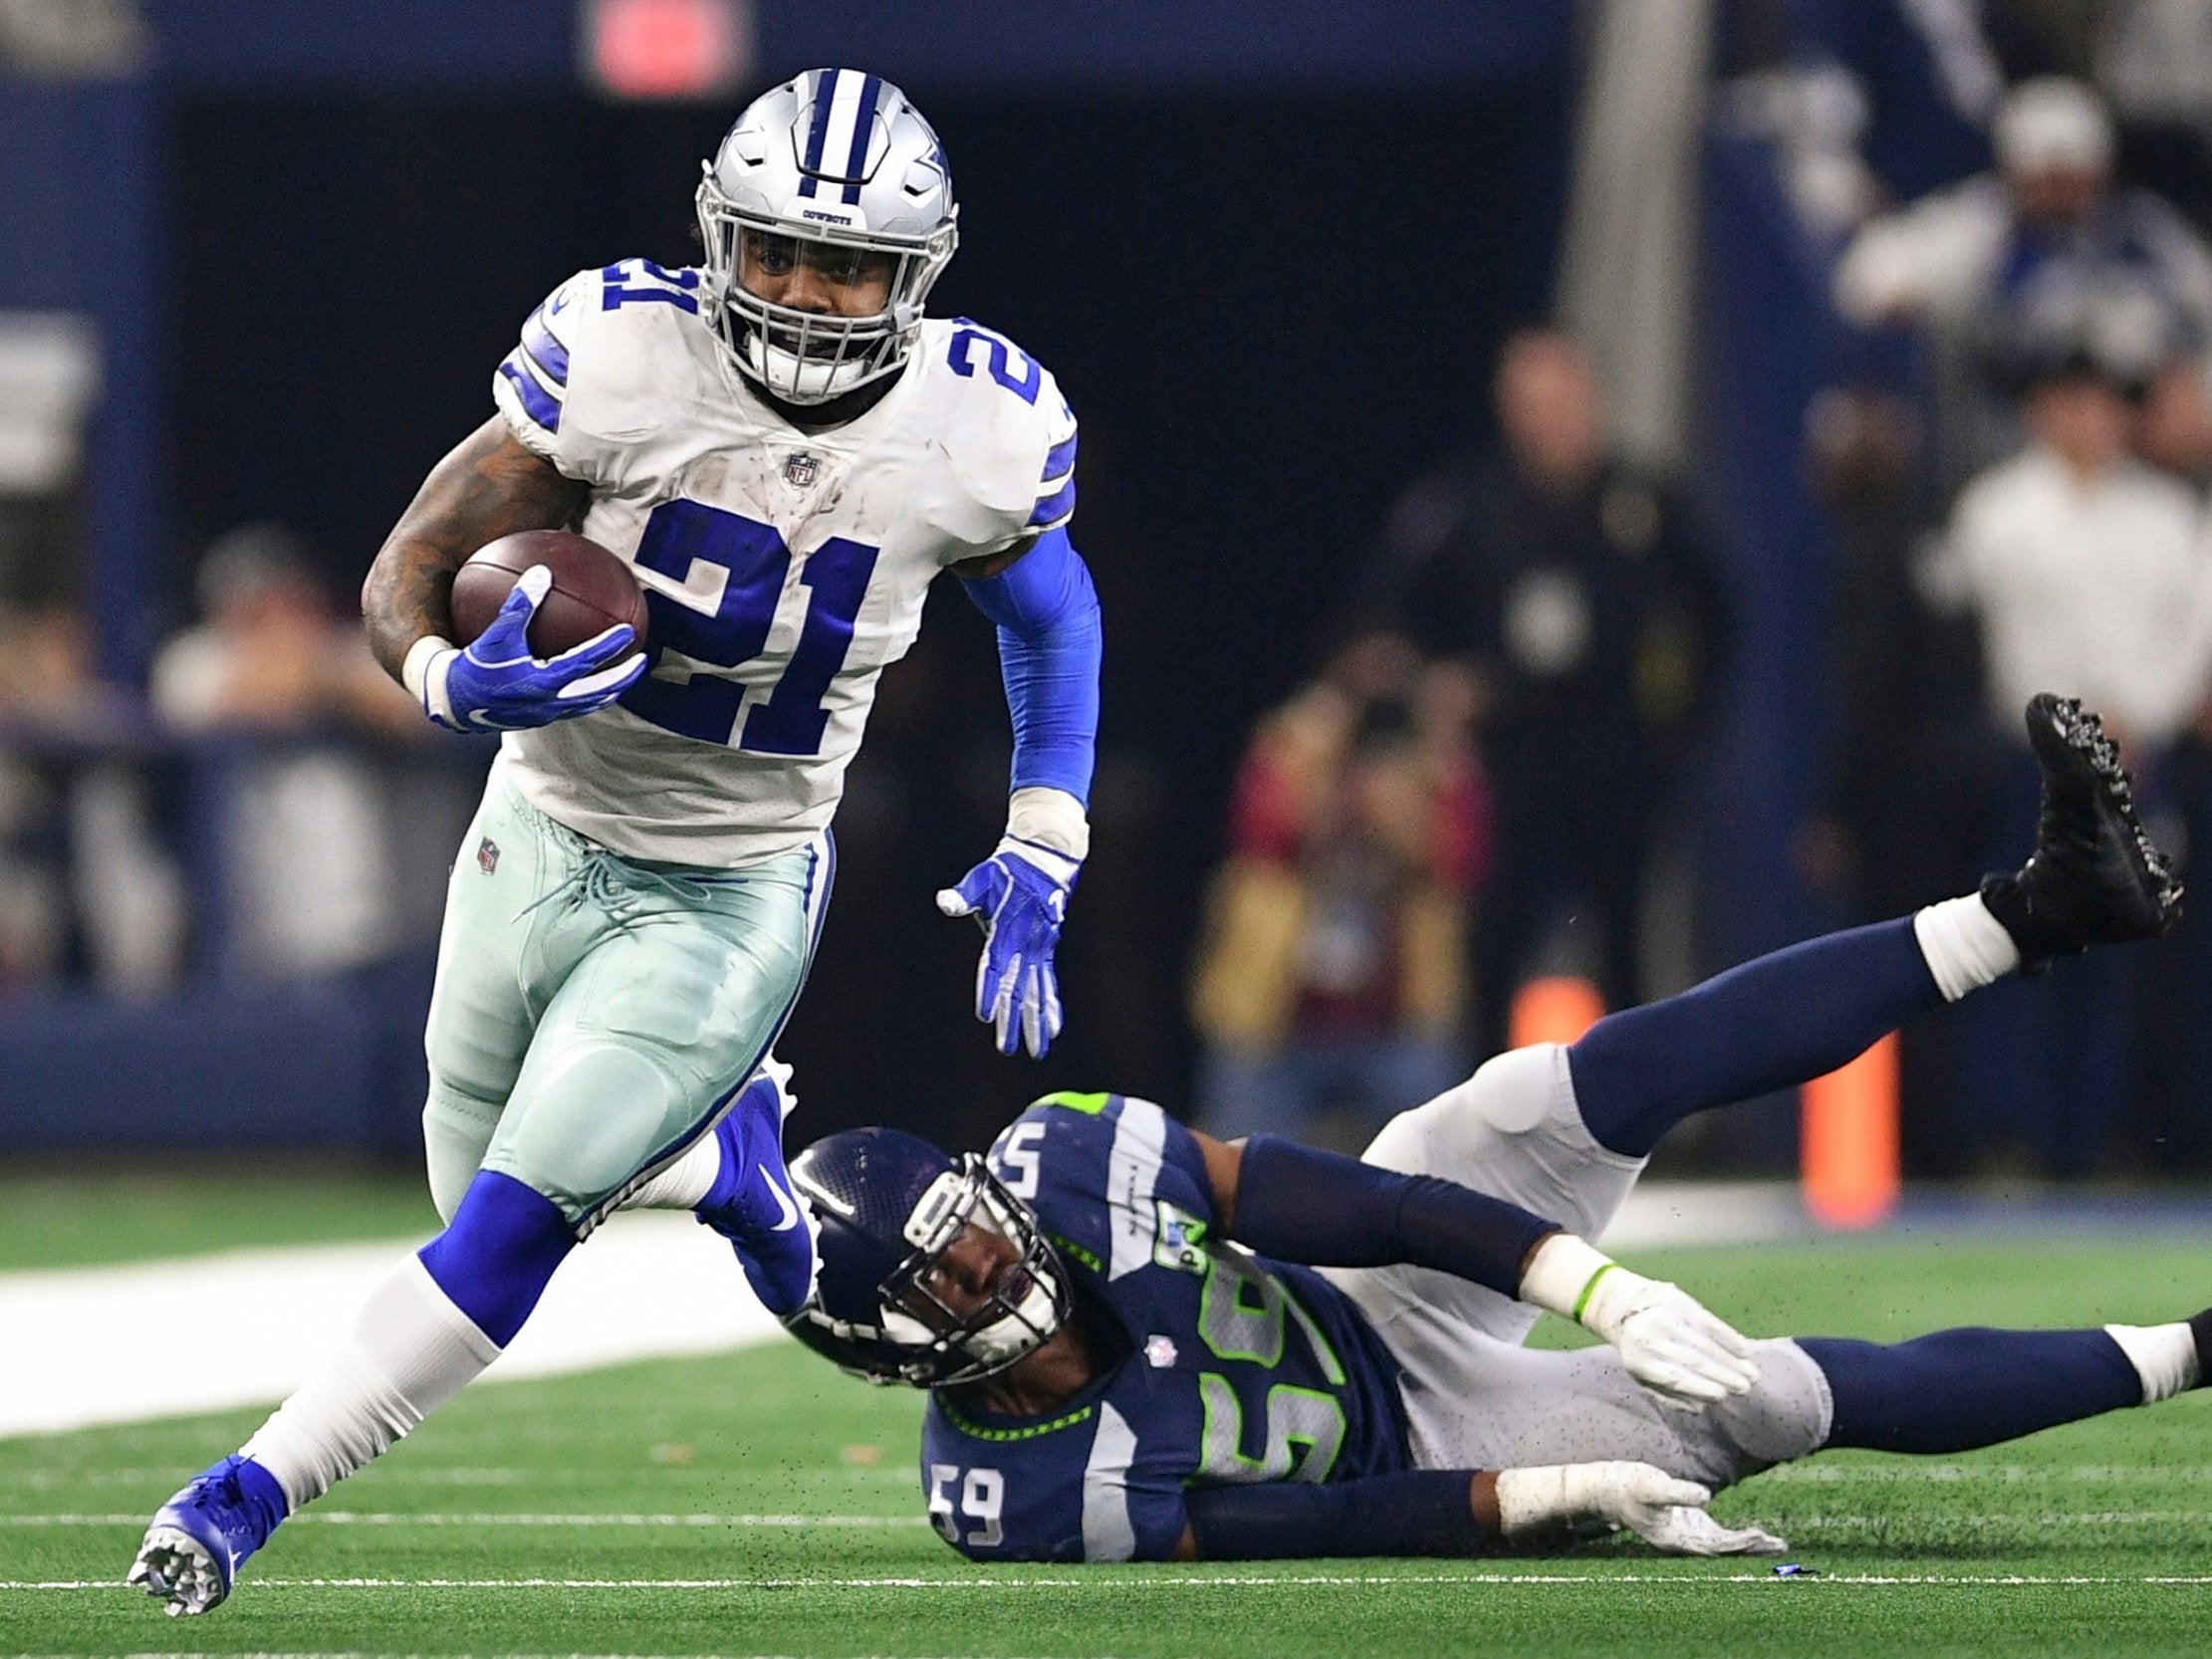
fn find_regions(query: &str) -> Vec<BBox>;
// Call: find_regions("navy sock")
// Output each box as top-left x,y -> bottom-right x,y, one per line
1568,918 -> 1943,1157
416,1170 -> 577,1347
1802,1328 -> 2142,1454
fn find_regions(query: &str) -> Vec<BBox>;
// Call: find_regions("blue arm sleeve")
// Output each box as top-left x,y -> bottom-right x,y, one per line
1185,1471 -> 1489,1559
958,526 -> 1102,806
1230,1135 -> 1562,1299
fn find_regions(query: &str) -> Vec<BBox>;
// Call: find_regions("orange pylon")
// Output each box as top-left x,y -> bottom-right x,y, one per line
1801,1032 -> 1901,1229
1509,976 -> 1605,1050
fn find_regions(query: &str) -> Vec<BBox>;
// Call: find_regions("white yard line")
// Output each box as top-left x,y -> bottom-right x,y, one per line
1761,1461 -> 2212,1483
1598,1181 -> 1809,1248
10,1509 -> 2210,1530
13,1572 -> 2212,1591
0,1212 -> 785,1437
25,1461 -> 2208,1490
1,1512 -> 923,1527
9,1464 -> 916,1487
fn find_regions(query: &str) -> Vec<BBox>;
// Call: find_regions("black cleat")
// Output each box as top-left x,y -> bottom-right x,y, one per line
1979,695 -> 2183,971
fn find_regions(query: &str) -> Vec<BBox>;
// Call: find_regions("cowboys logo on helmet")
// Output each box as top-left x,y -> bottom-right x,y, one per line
696,68 -> 958,405
785,1127 -> 1072,1387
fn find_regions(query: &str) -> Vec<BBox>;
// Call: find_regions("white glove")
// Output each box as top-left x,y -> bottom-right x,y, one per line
1519,1235 -> 1761,1408
1496,1461 -> 1787,1556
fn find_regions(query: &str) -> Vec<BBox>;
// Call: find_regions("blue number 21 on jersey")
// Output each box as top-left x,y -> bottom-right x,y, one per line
619,499 -> 877,755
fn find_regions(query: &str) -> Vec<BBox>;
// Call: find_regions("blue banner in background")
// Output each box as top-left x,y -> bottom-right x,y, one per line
138,0 -> 1567,90
0,77 -> 158,680
759,1 -> 1569,90
1697,130 -> 1846,1063
142,0 -> 575,87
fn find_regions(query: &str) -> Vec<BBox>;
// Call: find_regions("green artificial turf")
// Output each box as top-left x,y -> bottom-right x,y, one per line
8,1212 -> 2212,1655
6,1171 -> 437,1272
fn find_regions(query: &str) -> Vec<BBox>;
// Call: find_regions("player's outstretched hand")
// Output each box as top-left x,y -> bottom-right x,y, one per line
936,836 -> 1081,1059
1521,1237 -> 1763,1410
415,566 -> 646,734
1632,1499 -> 1790,1556
1496,1462 -> 1787,1556
1582,1269 -> 1763,1410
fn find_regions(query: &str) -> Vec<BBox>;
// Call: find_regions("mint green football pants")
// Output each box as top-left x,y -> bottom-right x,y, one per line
419,769 -> 831,1231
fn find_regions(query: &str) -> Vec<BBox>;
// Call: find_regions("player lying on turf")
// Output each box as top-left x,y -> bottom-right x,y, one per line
785,696 -> 2199,1561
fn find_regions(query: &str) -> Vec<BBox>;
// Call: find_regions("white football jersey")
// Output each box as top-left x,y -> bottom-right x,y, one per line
486,258 -> 1078,867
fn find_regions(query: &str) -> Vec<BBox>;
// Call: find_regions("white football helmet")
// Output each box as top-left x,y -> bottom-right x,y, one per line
696,68 -> 958,404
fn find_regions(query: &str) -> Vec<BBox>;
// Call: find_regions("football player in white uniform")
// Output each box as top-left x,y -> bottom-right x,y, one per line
130,69 -> 1101,1616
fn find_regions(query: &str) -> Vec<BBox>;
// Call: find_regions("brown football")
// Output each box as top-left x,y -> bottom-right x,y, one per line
449,530 -> 650,658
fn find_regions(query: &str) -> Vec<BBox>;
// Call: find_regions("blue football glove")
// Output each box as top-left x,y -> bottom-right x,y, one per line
412,565 -> 646,734
936,836 -> 1081,1059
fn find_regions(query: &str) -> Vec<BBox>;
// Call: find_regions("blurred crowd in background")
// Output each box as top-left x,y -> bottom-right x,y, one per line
1188,1 -> 2212,1175
1189,329 -> 1724,1151
14,0 -> 2212,1182
0,522 -> 468,992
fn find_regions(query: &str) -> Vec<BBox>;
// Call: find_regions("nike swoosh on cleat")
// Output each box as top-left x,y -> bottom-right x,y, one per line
760,1164 -> 803,1233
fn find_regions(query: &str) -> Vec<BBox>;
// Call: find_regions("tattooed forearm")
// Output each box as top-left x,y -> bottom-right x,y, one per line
360,416 -> 591,681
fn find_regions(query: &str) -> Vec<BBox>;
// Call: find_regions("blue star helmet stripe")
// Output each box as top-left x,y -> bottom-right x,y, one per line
842,74 -> 883,203
797,67 -> 842,196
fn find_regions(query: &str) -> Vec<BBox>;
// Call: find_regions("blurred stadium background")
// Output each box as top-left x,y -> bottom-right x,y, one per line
17,2 -> 2212,1653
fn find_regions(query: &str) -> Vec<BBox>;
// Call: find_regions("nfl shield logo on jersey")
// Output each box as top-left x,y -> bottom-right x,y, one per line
476,837 -> 500,875
784,452 -> 819,487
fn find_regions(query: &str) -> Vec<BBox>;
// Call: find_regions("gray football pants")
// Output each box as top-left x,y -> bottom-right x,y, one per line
419,769 -> 830,1231
1320,1044 -> 1834,1491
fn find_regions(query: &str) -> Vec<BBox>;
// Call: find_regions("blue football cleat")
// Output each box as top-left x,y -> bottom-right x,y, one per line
125,1454 -> 288,1616
696,1066 -> 819,1315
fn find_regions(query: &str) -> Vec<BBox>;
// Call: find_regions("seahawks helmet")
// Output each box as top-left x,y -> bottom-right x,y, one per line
784,1127 -> 1071,1387
697,68 -> 958,404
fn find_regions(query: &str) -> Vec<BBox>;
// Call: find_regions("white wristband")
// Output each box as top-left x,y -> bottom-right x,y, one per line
1007,785 -> 1090,861
402,634 -> 459,727
1517,1233 -> 1616,1326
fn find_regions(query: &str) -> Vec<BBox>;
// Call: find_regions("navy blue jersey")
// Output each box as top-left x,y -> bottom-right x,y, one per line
917,1092 -> 1411,1561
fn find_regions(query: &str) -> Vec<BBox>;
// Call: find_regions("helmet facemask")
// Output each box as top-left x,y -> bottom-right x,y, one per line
695,168 -> 955,405
866,1155 -> 1071,1386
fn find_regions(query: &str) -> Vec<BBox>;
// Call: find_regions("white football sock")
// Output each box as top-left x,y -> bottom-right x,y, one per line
1912,894 -> 2022,1001
621,1132 -> 724,1211
240,1255 -> 501,1511
2104,1322 -> 2201,1404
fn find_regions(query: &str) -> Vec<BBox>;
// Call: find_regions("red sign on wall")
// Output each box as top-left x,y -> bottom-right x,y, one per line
582,0 -> 751,101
